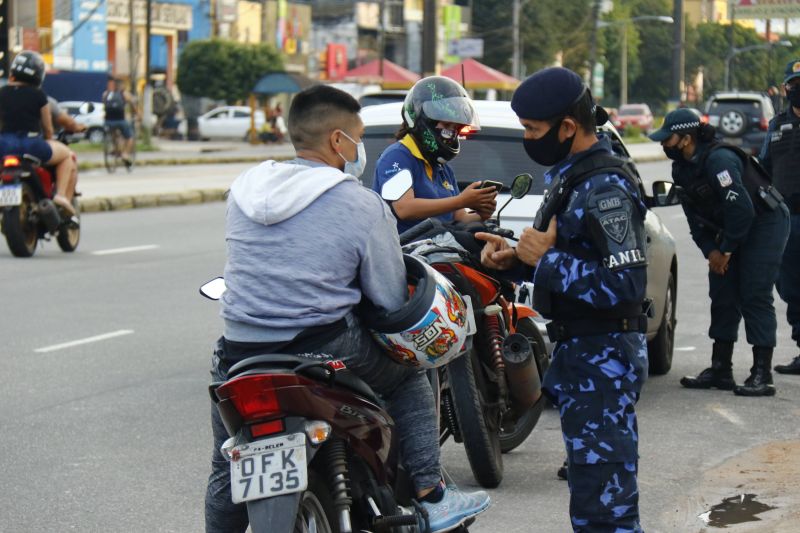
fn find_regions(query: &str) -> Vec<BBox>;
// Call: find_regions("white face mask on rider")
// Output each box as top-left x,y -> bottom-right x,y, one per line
336,130 -> 367,178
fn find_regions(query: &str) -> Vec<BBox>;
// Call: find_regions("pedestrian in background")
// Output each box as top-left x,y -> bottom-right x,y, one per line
761,59 -> 800,375
477,67 -> 649,531
651,109 -> 789,396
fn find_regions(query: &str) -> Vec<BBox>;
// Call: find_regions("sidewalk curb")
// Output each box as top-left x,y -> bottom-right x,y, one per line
79,188 -> 228,213
635,154 -> 667,163
77,155 -> 289,171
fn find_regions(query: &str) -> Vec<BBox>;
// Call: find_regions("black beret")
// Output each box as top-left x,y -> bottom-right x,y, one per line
511,67 -> 586,120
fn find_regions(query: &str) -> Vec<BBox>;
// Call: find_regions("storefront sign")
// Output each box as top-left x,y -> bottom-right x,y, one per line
107,0 -> 192,31
72,0 -> 107,72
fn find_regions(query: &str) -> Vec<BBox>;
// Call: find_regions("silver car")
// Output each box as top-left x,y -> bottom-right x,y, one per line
359,100 -> 678,375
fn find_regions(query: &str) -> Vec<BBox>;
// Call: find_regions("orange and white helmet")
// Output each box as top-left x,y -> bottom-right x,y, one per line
365,255 -> 470,369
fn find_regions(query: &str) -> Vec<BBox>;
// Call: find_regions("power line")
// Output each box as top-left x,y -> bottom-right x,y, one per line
43,0 -> 106,54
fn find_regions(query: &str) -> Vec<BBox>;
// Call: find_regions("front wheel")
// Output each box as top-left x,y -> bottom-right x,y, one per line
56,196 -> 80,252
499,317 -> 550,453
647,271 -> 676,375
3,183 -> 38,257
448,347 -> 503,488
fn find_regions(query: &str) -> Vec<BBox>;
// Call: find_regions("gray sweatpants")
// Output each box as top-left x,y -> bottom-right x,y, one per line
204,313 -> 441,533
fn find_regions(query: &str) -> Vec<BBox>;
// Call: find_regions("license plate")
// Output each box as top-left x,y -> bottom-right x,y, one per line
230,433 -> 308,504
0,184 -> 21,207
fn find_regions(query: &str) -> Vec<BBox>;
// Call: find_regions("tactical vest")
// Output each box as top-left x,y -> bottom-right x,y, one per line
681,143 -> 776,224
534,152 -> 647,323
766,110 -> 800,202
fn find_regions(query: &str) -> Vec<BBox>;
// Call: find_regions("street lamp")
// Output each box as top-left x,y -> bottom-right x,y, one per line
600,15 -> 674,106
724,40 -> 793,91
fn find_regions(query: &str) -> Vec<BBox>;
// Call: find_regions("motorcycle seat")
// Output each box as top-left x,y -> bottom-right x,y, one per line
227,353 -> 382,405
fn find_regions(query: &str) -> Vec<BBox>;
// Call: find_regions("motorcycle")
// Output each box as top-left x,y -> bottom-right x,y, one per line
200,279 -> 476,533
398,173 -> 550,489
0,131 -> 80,257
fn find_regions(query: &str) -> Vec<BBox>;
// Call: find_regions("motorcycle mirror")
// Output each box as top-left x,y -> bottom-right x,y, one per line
380,169 -> 413,201
651,180 -> 681,207
510,173 -> 533,199
200,277 -> 227,300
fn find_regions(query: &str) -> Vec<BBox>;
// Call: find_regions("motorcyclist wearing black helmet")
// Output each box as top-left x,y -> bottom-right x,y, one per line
0,51 -> 77,216
372,76 -> 497,233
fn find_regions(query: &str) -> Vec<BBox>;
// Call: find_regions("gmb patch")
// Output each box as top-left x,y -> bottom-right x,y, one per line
600,212 -> 629,244
716,170 -> 733,188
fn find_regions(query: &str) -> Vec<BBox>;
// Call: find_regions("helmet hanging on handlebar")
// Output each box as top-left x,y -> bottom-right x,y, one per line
363,255 -> 470,369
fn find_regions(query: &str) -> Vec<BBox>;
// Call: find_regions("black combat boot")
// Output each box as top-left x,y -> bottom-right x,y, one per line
774,353 -> 800,375
733,346 -> 776,397
680,341 -> 736,390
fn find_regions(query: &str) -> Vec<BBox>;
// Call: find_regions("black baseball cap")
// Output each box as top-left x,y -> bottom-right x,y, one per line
648,108 -> 702,142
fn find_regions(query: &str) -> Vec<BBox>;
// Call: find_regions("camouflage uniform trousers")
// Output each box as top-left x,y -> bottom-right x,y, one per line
544,332 -> 648,533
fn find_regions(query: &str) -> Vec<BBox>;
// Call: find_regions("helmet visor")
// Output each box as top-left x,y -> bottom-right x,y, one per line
421,97 -> 480,130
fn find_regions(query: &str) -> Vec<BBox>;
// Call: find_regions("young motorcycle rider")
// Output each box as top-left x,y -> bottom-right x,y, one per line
205,84 -> 490,533
0,51 -> 77,216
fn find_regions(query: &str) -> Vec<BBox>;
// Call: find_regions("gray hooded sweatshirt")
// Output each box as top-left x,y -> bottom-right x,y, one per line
221,158 -> 407,343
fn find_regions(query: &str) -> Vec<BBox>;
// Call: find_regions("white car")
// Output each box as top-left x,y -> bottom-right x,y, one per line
59,101 -> 106,144
193,106 -> 266,140
359,100 -> 679,375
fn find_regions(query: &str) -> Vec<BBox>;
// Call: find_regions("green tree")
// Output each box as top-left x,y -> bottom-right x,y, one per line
177,39 -> 283,104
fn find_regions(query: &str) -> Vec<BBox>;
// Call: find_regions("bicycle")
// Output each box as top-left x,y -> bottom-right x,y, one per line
103,122 -> 136,173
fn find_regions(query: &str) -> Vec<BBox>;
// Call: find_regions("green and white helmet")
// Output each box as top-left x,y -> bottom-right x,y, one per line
402,76 -> 479,165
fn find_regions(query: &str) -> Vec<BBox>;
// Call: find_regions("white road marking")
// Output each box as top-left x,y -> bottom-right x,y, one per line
675,346 -> 696,352
92,244 -> 159,256
34,330 -> 134,353
710,405 -> 744,426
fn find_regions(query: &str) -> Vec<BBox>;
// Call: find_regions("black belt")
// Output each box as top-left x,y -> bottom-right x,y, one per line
546,315 -> 647,342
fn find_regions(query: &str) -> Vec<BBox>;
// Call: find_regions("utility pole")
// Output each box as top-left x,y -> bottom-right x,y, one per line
129,0 -> 137,98
621,23 -> 628,106
421,0 -> 436,77
588,0 -> 601,84
378,0 -> 385,79
670,0 -> 684,105
143,0 -> 153,140
512,0 -> 520,80
727,0 -> 735,90
0,0 -> 8,78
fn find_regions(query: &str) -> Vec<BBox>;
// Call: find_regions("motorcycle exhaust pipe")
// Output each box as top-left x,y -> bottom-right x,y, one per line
38,199 -> 62,233
501,333 -> 542,411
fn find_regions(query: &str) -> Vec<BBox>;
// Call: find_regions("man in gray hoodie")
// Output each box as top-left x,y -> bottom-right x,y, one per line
205,85 -> 490,533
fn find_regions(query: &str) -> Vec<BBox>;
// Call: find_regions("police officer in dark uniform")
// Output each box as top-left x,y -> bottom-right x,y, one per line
760,59 -> 800,375
478,67 -> 649,532
650,109 -> 790,396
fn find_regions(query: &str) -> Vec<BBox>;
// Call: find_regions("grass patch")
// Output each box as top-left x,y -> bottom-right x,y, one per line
69,141 -> 160,153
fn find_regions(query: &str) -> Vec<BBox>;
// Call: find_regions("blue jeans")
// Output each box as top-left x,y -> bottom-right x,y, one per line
204,313 -> 441,533
777,212 -> 800,348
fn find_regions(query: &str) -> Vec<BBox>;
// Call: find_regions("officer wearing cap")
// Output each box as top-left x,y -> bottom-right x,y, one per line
651,109 -> 789,396
760,59 -> 800,375
476,67 -> 649,532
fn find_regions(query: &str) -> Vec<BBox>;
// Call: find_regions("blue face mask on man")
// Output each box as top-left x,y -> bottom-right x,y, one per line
337,130 -> 367,178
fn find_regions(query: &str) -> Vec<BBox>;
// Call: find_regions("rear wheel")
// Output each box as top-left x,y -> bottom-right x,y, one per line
56,196 -> 80,252
103,128 -> 118,173
448,346 -> 503,488
648,272 -> 676,375
499,317 -> 550,453
293,470 -> 336,533
3,183 -> 38,257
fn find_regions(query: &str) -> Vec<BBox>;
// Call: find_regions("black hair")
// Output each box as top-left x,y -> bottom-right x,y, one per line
547,88 -> 596,133
288,85 -> 361,149
684,123 -> 716,144
395,123 -> 411,140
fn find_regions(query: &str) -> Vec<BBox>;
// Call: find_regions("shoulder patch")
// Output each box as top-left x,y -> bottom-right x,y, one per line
716,170 -> 732,188
600,212 -> 629,244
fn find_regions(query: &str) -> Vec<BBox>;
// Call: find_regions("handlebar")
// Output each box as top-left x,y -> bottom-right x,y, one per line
399,218 -> 437,246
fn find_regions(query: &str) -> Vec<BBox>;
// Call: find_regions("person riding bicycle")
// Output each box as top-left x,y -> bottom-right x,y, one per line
0,50 -> 77,217
102,77 -> 137,166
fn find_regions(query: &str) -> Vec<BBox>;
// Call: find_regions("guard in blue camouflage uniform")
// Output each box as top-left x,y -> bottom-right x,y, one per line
477,67 -> 648,532
760,59 -> 800,376
650,109 -> 790,396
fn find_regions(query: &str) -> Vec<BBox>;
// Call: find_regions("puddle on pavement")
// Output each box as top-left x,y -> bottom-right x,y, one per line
698,494 -> 777,528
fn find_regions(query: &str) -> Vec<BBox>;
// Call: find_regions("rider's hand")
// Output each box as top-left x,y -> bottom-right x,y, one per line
516,216 -> 557,266
459,182 -> 498,213
74,123 -> 87,133
708,250 -> 730,276
475,198 -> 497,221
475,232 -> 518,270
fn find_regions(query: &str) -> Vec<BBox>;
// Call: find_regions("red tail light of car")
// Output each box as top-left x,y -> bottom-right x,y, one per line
701,114 -> 709,124
760,117 -> 769,131
216,374 -> 307,421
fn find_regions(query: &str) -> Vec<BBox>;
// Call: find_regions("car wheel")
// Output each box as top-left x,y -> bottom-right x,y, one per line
87,127 -> 105,144
647,271 -> 676,375
719,110 -> 746,136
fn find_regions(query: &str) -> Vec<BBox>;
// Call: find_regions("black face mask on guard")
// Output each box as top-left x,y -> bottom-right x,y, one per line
522,118 -> 575,166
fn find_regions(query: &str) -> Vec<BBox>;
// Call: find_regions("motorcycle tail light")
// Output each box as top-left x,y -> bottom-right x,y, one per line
701,114 -> 709,124
216,374 -> 301,421
1,173 -> 12,183
759,117 -> 769,131
250,419 -> 285,438
3,155 -> 20,168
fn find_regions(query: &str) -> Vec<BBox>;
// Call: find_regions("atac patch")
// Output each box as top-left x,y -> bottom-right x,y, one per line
716,170 -> 733,188
600,212 -> 629,244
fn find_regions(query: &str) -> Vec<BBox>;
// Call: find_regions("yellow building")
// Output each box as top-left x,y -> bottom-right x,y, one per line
685,0 -> 755,27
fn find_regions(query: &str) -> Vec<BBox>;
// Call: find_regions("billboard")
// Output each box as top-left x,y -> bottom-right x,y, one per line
734,0 -> 800,19
72,0 -> 107,72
